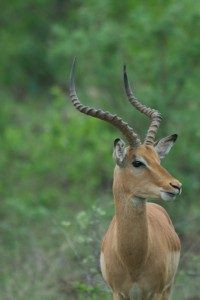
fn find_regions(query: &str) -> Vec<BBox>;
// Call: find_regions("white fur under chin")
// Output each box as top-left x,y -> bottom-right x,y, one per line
161,191 -> 176,201
131,197 -> 146,207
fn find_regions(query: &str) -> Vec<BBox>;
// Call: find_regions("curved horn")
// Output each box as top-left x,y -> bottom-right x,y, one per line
123,65 -> 162,146
69,58 -> 141,148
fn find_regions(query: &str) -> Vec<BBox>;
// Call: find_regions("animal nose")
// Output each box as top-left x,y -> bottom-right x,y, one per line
170,182 -> 182,195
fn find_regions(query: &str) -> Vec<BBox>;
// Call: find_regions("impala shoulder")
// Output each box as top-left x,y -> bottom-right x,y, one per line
147,203 -> 181,251
147,202 -> 173,226
101,216 -> 116,253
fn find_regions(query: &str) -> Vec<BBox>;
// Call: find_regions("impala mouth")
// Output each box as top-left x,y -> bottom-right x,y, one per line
166,192 -> 176,197
161,191 -> 177,201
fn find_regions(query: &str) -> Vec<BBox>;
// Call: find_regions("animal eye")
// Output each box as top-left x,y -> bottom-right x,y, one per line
132,160 -> 145,168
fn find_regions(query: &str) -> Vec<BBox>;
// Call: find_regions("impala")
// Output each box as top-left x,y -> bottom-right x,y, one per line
69,58 -> 182,300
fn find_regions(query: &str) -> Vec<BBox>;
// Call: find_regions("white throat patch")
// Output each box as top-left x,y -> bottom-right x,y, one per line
131,197 -> 146,207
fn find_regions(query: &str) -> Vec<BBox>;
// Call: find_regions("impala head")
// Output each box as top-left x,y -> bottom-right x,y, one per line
113,135 -> 182,202
69,58 -> 182,202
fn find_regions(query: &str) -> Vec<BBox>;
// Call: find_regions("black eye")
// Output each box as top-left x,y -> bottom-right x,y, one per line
132,161 -> 145,168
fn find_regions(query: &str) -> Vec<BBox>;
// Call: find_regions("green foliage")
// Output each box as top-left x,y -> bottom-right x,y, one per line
0,0 -> 200,299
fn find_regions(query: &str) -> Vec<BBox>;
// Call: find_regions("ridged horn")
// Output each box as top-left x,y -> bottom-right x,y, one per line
123,65 -> 162,146
69,58 -> 141,148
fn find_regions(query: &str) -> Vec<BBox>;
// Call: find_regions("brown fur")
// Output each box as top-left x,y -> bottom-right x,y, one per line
100,145 -> 181,300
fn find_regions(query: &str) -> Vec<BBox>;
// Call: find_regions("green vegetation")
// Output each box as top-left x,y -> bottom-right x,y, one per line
0,1 -> 200,299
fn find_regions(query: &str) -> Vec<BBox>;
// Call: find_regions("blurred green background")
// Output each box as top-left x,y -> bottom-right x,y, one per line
0,1 -> 200,299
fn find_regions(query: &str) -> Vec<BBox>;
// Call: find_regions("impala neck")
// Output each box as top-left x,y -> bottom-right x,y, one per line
113,168 -> 149,276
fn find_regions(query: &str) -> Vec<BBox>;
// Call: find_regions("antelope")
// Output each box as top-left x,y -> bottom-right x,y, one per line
69,58 -> 182,300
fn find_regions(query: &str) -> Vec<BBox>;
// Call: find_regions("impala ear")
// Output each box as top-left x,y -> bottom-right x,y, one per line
113,138 -> 126,167
154,134 -> 178,159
